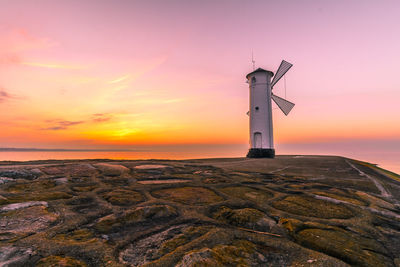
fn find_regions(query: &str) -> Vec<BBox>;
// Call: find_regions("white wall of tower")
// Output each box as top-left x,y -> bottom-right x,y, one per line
248,71 -> 274,149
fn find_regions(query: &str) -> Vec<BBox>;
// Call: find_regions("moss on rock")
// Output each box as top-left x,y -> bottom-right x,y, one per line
151,187 -> 223,205
279,217 -> 304,234
100,189 -> 143,206
95,205 -> 178,233
53,229 -> 95,243
36,255 -> 87,267
177,239 -> 287,267
0,205 -> 58,239
213,206 -> 275,231
220,186 -> 273,205
313,191 -> 366,206
6,180 -> 56,193
0,157 -> 399,266
272,195 -> 354,219
1,180 -> 72,204
296,228 -> 391,266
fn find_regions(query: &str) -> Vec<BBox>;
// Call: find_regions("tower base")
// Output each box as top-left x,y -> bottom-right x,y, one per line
247,148 -> 275,158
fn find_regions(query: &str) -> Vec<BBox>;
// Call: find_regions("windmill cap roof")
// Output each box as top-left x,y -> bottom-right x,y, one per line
246,68 -> 274,79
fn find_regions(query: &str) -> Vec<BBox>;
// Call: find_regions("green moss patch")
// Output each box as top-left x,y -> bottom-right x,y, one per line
151,187 -> 223,205
355,191 -> 396,210
119,224 -> 212,266
53,229 -> 95,243
99,189 -> 143,206
101,177 -> 131,186
70,185 -> 97,192
177,239 -> 286,266
5,180 -> 56,193
220,186 -> 273,205
159,226 -> 211,256
95,205 -> 178,233
318,178 -> 380,194
202,176 -> 230,184
1,180 -> 72,204
213,206 -> 261,225
271,195 -> 354,219
296,228 -> 390,266
313,191 -> 366,206
279,217 -> 304,233
36,255 -> 87,266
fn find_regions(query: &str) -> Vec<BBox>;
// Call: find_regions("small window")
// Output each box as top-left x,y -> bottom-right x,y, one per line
255,106 -> 259,111
251,77 -> 256,83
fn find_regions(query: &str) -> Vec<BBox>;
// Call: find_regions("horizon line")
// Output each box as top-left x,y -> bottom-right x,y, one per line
0,147 -> 139,152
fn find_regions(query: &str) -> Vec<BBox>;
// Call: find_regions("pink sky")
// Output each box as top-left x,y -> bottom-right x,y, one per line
0,0 -> 399,152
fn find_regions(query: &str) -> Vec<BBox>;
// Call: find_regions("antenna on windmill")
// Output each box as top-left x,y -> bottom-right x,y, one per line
245,59 -> 295,158
251,51 -> 255,70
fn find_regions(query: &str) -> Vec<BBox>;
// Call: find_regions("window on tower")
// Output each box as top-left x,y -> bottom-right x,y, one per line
255,106 -> 259,111
251,77 -> 256,83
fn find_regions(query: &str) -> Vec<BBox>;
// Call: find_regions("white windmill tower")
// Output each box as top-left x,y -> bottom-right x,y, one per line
246,60 -> 295,158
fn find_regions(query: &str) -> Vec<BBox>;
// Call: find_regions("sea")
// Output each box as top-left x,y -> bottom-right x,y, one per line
0,143 -> 399,175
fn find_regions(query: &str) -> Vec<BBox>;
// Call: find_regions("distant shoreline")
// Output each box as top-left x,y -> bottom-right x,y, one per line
0,148 -> 137,152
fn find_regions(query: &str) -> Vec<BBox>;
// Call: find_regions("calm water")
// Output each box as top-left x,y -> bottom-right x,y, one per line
0,143 -> 398,174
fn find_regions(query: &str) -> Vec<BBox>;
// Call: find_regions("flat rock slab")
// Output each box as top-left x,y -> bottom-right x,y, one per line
134,164 -> 169,169
40,164 -> 97,177
0,177 -> 14,185
0,169 -> 39,180
0,246 -> 35,266
0,156 -> 399,266
137,179 -> 191,184
0,201 -> 48,212
93,163 -> 130,176
0,205 -> 58,236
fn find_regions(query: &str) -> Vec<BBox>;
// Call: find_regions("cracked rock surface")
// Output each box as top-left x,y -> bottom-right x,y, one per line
0,156 -> 399,266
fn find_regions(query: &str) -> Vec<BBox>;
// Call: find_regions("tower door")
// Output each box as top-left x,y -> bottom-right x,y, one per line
254,132 -> 262,148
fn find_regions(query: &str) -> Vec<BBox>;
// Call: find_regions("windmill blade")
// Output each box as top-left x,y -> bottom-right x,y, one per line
271,93 -> 295,116
271,60 -> 293,88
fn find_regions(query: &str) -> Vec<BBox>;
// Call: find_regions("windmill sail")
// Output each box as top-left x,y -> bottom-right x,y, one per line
271,60 -> 293,88
271,94 -> 295,116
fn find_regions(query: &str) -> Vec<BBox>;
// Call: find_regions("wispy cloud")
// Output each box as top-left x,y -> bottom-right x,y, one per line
0,28 -> 57,66
0,87 -> 21,103
21,62 -> 83,69
108,75 -> 130,84
0,89 -> 13,103
41,120 -> 84,131
92,113 -> 113,122
41,114 -> 114,131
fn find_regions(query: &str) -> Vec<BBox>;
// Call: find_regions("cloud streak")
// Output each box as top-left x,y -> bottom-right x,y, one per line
108,75 -> 130,84
92,113 -> 113,123
21,62 -> 83,69
41,120 -> 84,131
41,114 -> 114,131
0,28 -> 57,66
0,87 -> 21,103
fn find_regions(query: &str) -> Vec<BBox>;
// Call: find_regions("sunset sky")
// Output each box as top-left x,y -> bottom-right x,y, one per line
1,0 -> 399,153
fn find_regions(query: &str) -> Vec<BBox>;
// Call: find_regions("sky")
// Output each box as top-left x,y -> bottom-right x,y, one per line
0,0 -> 399,154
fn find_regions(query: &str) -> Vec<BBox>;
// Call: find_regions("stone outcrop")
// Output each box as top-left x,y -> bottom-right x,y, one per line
0,156 -> 399,266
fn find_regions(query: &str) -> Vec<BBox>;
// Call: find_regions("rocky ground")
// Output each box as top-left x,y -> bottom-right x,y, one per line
0,155 -> 399,266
